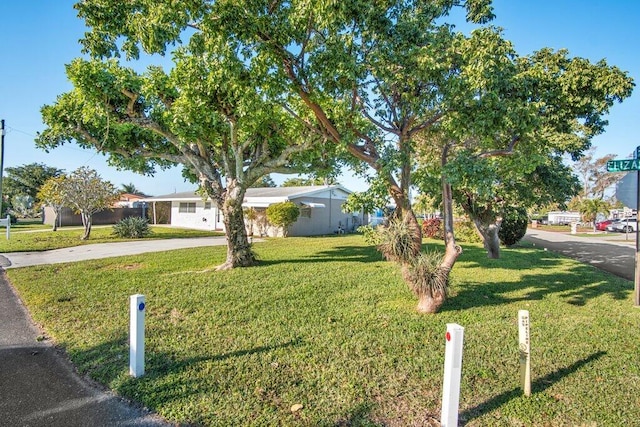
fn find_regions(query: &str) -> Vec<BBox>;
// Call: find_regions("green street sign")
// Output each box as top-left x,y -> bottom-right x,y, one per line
607,158 -> 640,172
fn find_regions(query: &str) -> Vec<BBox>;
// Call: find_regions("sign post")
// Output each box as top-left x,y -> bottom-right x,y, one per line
518,310 -> 531,396
441,323 -> 464,427
607,147 -> 640,307
129,294 -> 146,378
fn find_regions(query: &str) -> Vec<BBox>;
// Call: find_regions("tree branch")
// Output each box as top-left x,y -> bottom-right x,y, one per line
477,135 -> 521,158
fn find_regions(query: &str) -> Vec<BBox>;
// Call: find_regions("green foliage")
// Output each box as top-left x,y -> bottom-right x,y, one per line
121,182 -> 143,195
3,163 -> 64,205
579,198 -> 611,225
281,176 -> 335,187
498,206 -> 528,246
250,176 -> 276,188
112,216 -> 152,239
265,202 -> 300,237
357,225 -> 382,246
343,178 -> 392,215
454,220 -> 483,243
10,195 -> 38,219
421,218 -> 443,239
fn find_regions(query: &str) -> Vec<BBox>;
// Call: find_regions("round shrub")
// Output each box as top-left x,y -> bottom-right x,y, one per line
266,201 -> 300,237
499,206 -> 528,246
113,216 -> 152,239
454,219 -> 483,243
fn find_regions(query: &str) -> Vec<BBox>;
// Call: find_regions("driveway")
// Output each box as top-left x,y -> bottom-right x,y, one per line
0,237 -> 229,269
523,229 -> 635,281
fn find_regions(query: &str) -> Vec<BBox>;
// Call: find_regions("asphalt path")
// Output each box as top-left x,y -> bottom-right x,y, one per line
523,229 -> 635,281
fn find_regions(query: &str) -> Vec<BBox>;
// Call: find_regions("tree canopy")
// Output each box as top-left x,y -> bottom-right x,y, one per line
3,163 -> 64,206
61,167 -> 120,240
39,0 -> 634,310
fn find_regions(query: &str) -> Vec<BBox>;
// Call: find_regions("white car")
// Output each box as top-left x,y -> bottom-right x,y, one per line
612,218 -> 638,233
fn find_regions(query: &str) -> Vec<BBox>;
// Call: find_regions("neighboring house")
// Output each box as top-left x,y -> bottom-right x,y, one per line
547,211 -> 581,225
115,193 -> 148,208
142,185 -> 367,237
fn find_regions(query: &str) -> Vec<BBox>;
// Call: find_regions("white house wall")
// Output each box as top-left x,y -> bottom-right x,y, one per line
170,201 -> 219,231
288,193 -> 360,236
162,186 -> 365,236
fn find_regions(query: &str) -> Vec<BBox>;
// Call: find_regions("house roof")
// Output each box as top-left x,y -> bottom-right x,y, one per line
142,185 -> 352,204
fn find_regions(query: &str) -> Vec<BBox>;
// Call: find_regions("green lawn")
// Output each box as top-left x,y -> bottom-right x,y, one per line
6,235 -> 639,426
0,225 -> 221,253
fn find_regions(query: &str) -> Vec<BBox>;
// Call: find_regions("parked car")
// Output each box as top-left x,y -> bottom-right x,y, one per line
611,218 -> 638,233
596,219 -> 615,231
605,219 -> 623,232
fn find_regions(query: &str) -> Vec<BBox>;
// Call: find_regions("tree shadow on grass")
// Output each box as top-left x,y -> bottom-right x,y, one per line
70,335 -> 304,416
439,245 -> 632,311
459,351 -> 606,424
255,245 -> 385,267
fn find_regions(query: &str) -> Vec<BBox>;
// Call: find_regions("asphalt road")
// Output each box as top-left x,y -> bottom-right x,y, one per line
523,229 -> 635,281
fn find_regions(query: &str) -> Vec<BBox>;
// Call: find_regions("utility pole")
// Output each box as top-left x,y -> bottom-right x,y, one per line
0,120 -> 5,216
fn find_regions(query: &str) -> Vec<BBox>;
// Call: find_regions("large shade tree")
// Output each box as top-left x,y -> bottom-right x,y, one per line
38,50 -> 332,270
413,40 -> 633,259
60,0 -> 633,310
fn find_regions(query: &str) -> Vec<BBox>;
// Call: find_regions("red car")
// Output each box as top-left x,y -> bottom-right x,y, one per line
595,220 -> 614,231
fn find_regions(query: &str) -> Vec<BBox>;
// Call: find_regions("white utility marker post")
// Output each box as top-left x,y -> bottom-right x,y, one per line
518,310 -> 531,396
0,215 -> 10,240
441,323 -> 465,427
129,294 -> 146,378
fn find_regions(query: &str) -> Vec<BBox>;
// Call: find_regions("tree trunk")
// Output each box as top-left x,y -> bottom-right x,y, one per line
417,286 -> 447,314
472,218 -> 501,259
216,187 -> 256,270
81,212 -> 92,240
52,211 -> 58,231
428,148 -> 462,313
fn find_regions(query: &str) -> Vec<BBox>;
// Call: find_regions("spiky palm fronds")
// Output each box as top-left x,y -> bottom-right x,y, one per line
402,250 -> 449,298
376,219 -> 416,264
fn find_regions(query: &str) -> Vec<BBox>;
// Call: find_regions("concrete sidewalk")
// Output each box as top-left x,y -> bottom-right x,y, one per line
0,236 -> 229,269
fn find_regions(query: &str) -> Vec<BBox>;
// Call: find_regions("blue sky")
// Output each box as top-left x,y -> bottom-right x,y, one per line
0,1 -> 637,196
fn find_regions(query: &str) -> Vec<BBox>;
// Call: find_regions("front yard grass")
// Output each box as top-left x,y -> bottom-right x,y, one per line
6,235 -> 640,426
0,225 -> 221,253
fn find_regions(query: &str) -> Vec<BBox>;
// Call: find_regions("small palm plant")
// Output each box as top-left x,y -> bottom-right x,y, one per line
375,218 -> 448,313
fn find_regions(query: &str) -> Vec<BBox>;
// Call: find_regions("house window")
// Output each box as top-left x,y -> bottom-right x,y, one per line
204,202 -> 212,210
179,202 -> 196,213
299,206 -> 311,218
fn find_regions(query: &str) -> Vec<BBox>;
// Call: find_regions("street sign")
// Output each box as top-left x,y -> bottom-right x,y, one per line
607,158 -> 640,172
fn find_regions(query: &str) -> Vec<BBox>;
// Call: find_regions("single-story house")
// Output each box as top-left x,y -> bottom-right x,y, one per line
142,185 -> 367,237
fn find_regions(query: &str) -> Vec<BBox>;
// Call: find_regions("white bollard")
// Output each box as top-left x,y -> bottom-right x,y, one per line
129,294 -> 146,378
5,215 -> 9,240
518,310 -> 531,396
441,323 -> 464,427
